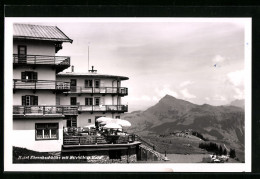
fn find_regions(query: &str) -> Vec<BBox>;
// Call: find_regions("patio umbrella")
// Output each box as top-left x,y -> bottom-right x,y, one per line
103,123 -> 122,129
96,117 -> 113,123
117,119 -> 131,127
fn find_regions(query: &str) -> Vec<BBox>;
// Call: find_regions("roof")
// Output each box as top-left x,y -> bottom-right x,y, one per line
57,72 -> 129,80
13,23 -> 73,43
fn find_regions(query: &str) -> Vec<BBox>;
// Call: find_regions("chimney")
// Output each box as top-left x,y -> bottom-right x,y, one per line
88,66 -> 97,73
71,65 -> 74,72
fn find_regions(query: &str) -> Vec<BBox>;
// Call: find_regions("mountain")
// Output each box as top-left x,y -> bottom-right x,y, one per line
229,99 -> 245,109
123,95 -> 244,149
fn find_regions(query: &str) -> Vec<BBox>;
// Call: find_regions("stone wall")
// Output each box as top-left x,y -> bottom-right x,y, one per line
61,147 -> 137,163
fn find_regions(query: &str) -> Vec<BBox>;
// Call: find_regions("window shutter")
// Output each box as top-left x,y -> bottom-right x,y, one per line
33,72 -> 38,81
34,96 -> 38,105
22,96 -> 26,105
21,72 -> 26,81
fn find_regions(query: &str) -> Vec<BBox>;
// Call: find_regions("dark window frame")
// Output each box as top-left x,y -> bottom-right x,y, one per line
35,123 -> 59,140
85,97 -> 93,105
85,79 -> 93,88
70,97 -> 77,105
22,95 -> 38,106
21,71 -> 37,82
94,97 -> 100,106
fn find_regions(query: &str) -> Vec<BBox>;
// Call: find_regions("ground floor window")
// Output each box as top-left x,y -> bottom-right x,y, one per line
109,150 -> 122,160
88,119 -> 91,123
35,123 -> 59,140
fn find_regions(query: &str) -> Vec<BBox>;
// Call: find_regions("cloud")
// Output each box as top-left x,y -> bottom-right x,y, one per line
205,97 -> 210,101
227,70 -> 244,87
233,87 -> 244,99
179,80 -> 194,87
155,87 -> 178,98
213,94 -> 227,101
180,88 -> 196,99
212,55 -> 226,63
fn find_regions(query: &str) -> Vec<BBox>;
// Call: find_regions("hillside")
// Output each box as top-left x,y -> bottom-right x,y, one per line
123,95 -> 245,151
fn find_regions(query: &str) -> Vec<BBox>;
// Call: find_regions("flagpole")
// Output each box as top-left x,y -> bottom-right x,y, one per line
88,43 -> 90,71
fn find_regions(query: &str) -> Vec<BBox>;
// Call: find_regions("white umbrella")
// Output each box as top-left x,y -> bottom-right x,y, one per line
96,117 -> 113,123
103,123 -> 122,129
117,119 -> 131,127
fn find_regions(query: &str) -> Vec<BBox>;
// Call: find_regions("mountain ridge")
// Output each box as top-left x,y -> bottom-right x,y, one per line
123,95 -> 244,150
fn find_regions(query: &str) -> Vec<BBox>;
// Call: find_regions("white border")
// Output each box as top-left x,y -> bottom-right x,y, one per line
4,17 -> 252,172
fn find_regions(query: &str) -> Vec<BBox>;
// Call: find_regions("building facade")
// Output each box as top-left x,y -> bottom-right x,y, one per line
56,66 -> 129,128
12,24 -> 76,152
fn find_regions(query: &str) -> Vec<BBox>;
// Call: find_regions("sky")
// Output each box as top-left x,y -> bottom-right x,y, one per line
21,19 -> 246,112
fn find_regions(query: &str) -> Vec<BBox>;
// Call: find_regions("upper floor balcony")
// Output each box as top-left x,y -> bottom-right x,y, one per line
67,87 -> 128,96
78,105 -> 128,113
13,54 -> 70,73
13,105 -> 78,119
13,79 -> 70,93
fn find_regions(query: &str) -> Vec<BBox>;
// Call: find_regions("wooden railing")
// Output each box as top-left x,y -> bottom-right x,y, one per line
68,87 -> 128,95
13,54 -> 70,66
63,133 -> 136,145
78,105 -> 128,112
13,105 -> 78,116
13,79 -> 70,90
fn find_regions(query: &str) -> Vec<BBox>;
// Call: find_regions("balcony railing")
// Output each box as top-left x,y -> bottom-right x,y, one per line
13,79 -> 70,91
13,105 -> 78,116
78,105 -> 128,113
13,54 -> 70,72
68,87 -> 128,95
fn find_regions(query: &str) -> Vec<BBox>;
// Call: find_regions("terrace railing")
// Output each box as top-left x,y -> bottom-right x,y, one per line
13,105 -> 78,116
13,79 -> 70,91
69,86 -> 128,95
78,105 -> 128,113
13,54 -> 70,66
63,133 -> 136,145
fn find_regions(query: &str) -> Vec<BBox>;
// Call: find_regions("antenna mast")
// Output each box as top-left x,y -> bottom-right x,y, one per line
88,43 -> 90,71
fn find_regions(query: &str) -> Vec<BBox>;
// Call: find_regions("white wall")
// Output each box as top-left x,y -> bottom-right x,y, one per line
57,94 -> 121,106
56,76 -> 121,88
76,112 -> 119,127
13,40 -> 55,56
13,119 -> 64,152
13,66 -> 56,81
13,91 -> 56,105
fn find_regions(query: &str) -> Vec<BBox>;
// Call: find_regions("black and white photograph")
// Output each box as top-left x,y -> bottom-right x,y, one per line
4,18 -> 251,172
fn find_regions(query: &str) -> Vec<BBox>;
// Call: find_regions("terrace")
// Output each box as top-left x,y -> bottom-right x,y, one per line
13,54 -> 70,73
78,105 -> 128,113
13,79 -> 70,92
13,105 -> 78,118
67,87 -> 128,96
63,127 -> 139,147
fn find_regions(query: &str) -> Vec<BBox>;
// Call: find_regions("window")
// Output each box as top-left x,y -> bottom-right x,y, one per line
35,123 -> 59,140
22,95 -> 38,106
21,71 -> 37,82
70,79 -> 77,92
85,79 -> 93,87
94,97 -> 100,106
88,119 -> 91,123
95,80 -> 100,88
85,97 -> 93,105
109,150 -> 121,160
115,116 -> 120,119
70,97 -> 77,105
18,45 -> 27,63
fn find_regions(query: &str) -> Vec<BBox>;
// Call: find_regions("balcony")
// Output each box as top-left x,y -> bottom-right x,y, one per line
78,105 -> 128,113
13,54 -> 70,73
13,105 -> 78,119
13,79 -> 70,92
67,87 -> 128,96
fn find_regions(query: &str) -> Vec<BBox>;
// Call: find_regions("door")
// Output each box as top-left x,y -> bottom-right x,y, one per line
70,79 -> 77,92
70,97 -> 77,105
18,45 -> 27,63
